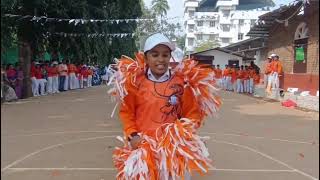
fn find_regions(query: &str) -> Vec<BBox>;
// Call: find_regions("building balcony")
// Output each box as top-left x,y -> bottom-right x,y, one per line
216,0 -> 238,7
184,1 -> 198,8
220,17 -> 231,24
186,33 -> 196,38
219,31 -> 233,38
187,19 -> 195,25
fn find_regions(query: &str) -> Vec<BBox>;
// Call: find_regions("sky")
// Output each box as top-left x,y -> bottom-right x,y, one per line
143,0 -> 297,24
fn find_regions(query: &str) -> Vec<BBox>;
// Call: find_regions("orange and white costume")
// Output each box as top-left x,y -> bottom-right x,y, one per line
108,52 -> 221,180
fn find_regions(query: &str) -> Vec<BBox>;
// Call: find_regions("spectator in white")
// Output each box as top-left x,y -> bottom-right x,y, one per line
101,65 -> 109,85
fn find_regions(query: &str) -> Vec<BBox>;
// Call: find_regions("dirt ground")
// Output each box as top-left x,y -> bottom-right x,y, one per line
1,85 -> 319,180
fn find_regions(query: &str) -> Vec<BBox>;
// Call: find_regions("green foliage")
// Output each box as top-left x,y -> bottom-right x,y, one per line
1,0 -> 142,65
195,40 -> 220,52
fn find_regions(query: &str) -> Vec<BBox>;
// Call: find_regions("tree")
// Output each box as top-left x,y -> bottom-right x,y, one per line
1,0 -> 142,98
151,0 -> 169,30
176,35 -> 186,50
195,40 -> 220,52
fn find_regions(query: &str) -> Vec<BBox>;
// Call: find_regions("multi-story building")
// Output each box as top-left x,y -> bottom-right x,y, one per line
184,0 -> 274,54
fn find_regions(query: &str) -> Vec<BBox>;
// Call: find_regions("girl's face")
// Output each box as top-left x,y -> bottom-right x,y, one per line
145,44 -> 171,79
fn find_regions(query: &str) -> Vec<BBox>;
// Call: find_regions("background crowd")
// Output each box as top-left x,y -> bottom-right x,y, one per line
1,60 -> 111,102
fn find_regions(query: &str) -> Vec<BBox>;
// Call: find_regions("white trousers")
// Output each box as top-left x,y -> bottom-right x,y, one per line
226,76 -> 232,90
236,79 -> 243,93
37,79 -> 47,95
271,72 -> 279,89
249,78 -> 254,94
69,73 -> 77,90
264,74 -> 270,88
244,79 -> 249,93
75,76 -> 80,89
31,77 -> 39,96
87,75 -> 92,87
64,75 -> 69,90
79,76 -> 84,89
52,76 -> 59,93
46,77 -> 53,93
215,78 -> 222,88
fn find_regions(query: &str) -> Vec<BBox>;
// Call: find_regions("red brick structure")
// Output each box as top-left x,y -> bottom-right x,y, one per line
247,1 -> 319,95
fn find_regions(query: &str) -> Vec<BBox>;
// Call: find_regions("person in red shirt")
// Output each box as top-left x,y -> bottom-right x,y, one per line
230,65 -> 237,92
80,65 -> 88,88
222,65 -> 230,90
32,63 -> 41,96
46,62 -> 59,94
87,66 -> 94,87
215,64 -> 223,88
68,63 -> 77,90
243,65 -> 250,93
248,66 -> 255,94
36,64 -> 47,96
51,61 -> 59,93
236,65 -> 244,93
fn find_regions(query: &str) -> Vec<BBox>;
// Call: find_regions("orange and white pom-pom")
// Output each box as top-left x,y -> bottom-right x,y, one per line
113,118 -> 212,180
107,52 -> 145,101
173,59 -> 221,119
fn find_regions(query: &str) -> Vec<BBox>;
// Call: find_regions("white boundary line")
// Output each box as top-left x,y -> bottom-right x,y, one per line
212,139 -> 318,180
1,135 -> 115,173
2,131 -> 121,138
3,130 -> 318,146
1,134 -> 318,179
202,132 -> 319,145
6,167 -> 296,172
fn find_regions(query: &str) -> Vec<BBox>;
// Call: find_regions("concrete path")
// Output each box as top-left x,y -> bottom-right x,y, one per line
1,86 -> 319,180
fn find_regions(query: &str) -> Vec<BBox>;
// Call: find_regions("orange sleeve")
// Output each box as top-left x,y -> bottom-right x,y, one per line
277,62 -> 283,74
181,87 -> 202,128
119,89 -> 139,137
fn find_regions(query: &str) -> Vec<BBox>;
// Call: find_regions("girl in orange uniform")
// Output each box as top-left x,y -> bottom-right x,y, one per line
108,33 -> 221,180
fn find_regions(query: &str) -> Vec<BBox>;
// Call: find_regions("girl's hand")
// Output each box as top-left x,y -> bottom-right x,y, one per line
129,135 -> 142,150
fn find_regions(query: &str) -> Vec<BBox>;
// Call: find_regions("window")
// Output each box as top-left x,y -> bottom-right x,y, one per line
188,24 -> 195,32
221,24 -> 230,32
238,33 -> 243,40
209,34 -> 216,40
250,19 -> 256,26
189,11 -> 195,17
197,34 -> 203,40
293,23 -> 309,73
210,21 -> 215,27
188,38 -> 194,46
222,10 -> 230,17
221,38 -> 230,43
197,21 -> 203,26
239,19 -> 244,25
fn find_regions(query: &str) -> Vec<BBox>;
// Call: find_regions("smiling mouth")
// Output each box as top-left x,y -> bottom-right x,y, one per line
156,64 -> 166,69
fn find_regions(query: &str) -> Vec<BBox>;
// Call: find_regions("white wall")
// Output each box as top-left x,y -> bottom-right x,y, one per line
197,50 -> 244,68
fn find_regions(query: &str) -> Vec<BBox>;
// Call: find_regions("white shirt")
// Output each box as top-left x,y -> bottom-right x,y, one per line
147,68 -> 170,82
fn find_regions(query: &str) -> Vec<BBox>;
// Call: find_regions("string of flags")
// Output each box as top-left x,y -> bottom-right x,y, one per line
3,14 -> 155,25
45,32 -> 135,38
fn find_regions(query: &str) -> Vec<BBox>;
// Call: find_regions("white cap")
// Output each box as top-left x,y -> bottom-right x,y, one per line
34,62 -> 40,65
52,61 -> 58,65
270,53 -> 277,57
143,33 -> 175,52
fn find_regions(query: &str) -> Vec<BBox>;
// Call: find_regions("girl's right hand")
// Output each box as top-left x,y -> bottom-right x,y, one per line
129,135 -> 142,150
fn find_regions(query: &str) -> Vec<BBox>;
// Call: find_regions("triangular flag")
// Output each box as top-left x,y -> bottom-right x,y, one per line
69,19 -> 75,24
